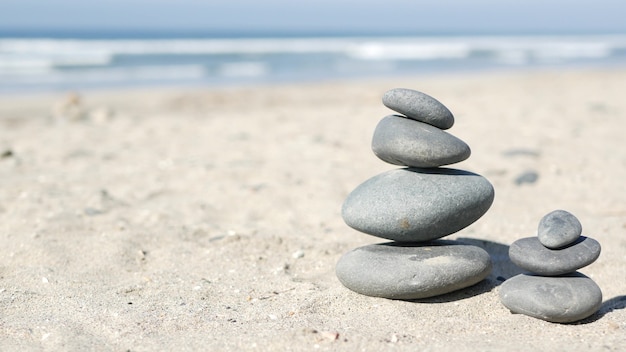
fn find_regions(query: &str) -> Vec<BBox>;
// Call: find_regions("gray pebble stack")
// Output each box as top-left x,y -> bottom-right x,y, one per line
337,88 -> 495,300
499,210 -> 602,323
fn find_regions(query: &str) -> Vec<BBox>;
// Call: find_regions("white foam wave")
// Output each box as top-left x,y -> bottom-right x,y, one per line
348,35 -> 624,63
466,36 -> 616,64
217,61 -> 268,77
0,38 -> 352,56
0,57 -> 54,75
1,64 -> 207,84
1,34 -> 625,64
349,41 -> 471,60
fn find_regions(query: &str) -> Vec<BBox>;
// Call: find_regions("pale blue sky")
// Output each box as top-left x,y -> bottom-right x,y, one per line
1,0 -> 625,34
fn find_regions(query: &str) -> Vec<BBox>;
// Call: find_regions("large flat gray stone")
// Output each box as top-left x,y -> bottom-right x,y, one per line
382,88 -> 454,129
336,240 -> 492,299
342,168 -> 494,242
372,115 -> 470,168
499,273 -> 602,323
509,236 -> 600,276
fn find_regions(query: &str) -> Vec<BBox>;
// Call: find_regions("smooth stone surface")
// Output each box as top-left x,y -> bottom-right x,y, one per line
499,273 -> 602,323
371,115 -> 470,168
382,88 -> 454,129
336,240 -> 492,299
509,236 -> 600,276
538,210 -> 582,249
342,168 -> 494,242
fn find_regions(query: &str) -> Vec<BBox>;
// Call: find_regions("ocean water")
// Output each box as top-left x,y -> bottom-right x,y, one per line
1,30 -> 626,93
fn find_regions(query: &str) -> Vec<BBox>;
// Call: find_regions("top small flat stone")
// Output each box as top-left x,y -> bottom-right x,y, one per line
382,88 -> 454,129
538,210 -> 582,249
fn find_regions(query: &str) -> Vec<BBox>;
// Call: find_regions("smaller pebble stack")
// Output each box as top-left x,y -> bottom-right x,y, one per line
336,88 -> 495,300
499,210 -> 603,323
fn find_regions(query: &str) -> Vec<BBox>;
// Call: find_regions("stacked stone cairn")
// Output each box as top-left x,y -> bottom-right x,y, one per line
500,210 -> 603,323
336,88 -> 496,300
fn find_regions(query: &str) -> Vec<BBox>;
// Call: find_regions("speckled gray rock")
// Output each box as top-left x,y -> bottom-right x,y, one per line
509,236 -> 600,276
499,273 -> 602,323
336,240 -> 492,299
342,168 -> 494,242
371,115 -> 470,168
538,210 -> 582,249
382,88 -> 454,129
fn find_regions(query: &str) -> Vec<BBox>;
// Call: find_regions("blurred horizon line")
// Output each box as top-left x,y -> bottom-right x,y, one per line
2,26 -> 626,39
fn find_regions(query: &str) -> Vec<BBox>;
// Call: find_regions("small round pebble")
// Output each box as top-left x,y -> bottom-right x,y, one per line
509,236 -> 600,276
336,240 -> 492,299
342,168 -> 495,242
499,272 -> 602,323
538,210 -> 582,249
382,88 -> 454,129
371,115 -> 470,168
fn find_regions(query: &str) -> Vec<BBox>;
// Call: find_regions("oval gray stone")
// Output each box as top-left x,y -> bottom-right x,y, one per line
509,236 -> 600,276
382,88 -> 454,129
371,115 -> 470,168
336,240 -> 492,299
499,273 -> 602,323
342,168 -> 494,242
538,210 -> 582,249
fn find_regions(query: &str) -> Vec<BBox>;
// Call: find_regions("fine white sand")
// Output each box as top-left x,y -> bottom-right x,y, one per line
0,68 -> 624,351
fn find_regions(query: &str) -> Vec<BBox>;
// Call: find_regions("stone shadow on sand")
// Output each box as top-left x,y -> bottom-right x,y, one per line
411,237 -> 524,303
456,237 -> 526,284
575,295 -> 626,324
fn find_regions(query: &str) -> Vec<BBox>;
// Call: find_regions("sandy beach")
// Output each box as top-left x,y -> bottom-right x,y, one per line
0,68 -> 624,351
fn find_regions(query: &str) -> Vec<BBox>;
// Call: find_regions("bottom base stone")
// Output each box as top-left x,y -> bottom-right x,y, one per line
335,240 -> 492,300
499,272 -> 602,323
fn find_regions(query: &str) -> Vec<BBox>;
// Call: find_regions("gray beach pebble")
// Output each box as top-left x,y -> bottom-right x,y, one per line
371,115 -> 470,168
336,240 -> 492,299
514,170 -> 539,185
499,272 -> 602,323
538,210 -> 582,249
342,168 -> 494,242
382,88 -> 454,129
509,236 -> 600,276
